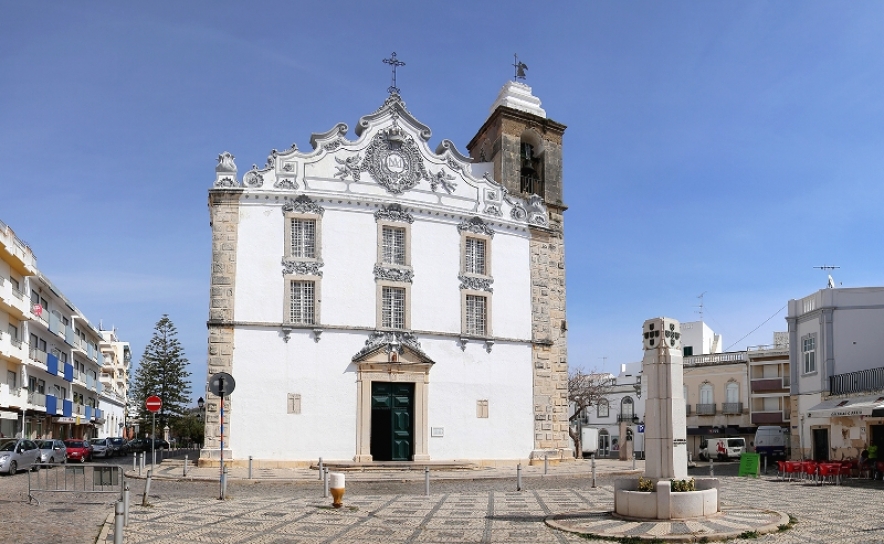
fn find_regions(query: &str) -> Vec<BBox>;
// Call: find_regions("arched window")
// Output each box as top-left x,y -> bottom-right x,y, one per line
621,396 -> 634,420
597,399 -> 609,418
519,130 -> 544,196
700,383 -> 714,405
726,382 -> 739,404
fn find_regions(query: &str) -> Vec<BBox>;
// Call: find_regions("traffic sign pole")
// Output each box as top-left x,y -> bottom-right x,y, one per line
145,396 -> 162,473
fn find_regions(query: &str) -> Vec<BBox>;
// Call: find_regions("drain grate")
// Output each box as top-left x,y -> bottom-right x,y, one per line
48,508 -> 76,513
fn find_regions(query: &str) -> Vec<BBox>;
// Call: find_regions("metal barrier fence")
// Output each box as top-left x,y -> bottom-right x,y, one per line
28,463 -> 125,505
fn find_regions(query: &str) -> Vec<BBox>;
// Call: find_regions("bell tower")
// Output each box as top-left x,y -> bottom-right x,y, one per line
468,81 -> 570,459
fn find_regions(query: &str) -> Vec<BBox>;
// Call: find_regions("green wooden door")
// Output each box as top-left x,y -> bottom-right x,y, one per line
370,382 -> 414,461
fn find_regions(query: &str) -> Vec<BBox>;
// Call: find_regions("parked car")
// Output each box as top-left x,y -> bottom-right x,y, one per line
127,438 -> 169,453
91,438 -> 113,458
108,437 -> 128,456
36,439 -> 67,466
63,439 -> 93,463
699,437 -> 746,461
0,439 -> 41,474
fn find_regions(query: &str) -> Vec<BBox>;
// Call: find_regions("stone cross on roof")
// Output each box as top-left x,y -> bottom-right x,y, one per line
383,52 -> 406,95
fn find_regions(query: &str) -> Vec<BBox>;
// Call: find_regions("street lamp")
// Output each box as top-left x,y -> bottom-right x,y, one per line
633,374 -> 642,399
197,397 -> 205,450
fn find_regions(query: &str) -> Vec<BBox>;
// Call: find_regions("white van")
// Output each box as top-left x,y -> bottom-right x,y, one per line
580,427 -> 599,457
699,437 -> 745,460
754,426 -> 789,459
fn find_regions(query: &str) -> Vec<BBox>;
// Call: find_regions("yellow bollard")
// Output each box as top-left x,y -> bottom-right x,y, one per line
329,472 -> 345,508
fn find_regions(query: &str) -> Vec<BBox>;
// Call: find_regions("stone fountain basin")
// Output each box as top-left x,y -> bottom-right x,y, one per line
614,478 -> 720,520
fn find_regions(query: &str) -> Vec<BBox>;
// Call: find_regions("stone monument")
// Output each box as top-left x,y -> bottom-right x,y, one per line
614,317 -> 720,520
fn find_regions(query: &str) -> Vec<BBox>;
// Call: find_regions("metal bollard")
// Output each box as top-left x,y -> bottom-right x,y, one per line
142,469 -> 152,506
113,500 -> 124,544
248,456 -> 253,480
424,466 -> 430,496
132,454 -> 136,472
710,458 -> 714,477
632,453 -> 636,470
318,457 -> 324,480
591,456 -> 597,488
763,456 -> 768,475
221,467 -> 228,500
138,453 -> 143,477
323,467 -> 329,498
544,454 -> 548,475
123,483 -> 130,526
184,455 -> 188,477
516,463 -> 522,491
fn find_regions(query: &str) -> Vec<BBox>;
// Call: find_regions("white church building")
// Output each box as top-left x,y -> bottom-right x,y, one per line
201,80 -> 569,465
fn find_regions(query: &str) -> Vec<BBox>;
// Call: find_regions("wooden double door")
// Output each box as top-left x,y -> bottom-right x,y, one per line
370,382 -> 414,461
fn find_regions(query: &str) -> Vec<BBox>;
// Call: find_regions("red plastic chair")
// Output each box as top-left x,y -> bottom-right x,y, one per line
818,463 -> 841,485
784,461 -> 802,481
841,460 -> 857,479
802,461 -> 819,482
776,460 -> 787,480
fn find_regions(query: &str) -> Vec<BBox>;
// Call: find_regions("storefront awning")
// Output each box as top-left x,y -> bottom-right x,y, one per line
0,410 -> 18,420
807,394 -> 884,418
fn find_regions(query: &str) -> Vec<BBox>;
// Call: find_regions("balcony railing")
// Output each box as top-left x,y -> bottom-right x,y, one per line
617,414 -> 637,422
684,352 -> 746,365
751,378 -> 788,392
696,403 -> 716,416
29,349 -> 47,364
520,175 -> 544,196
74,404 -> 85,416
76,370 -> 86,383
830,366 -> 884,396
28,392 -> 46,407
722,402 -> 743,415
10,337 -> 22,348
10,286 -> 23,300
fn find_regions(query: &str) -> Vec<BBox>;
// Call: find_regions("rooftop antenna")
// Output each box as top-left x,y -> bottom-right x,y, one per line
513,54 -> 528,81
814,265 -> 840,288
382,52 -> 405,95
695,292 -> 706,321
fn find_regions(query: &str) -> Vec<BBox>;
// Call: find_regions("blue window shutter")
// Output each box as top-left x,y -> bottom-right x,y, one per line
86,406 -> 93,419
46,395 -> 57,415
47,353 -> 58,375
63,399 -> 72,417
64,363 -> 73,382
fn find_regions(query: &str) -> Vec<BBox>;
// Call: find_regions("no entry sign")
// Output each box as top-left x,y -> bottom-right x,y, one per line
145,395 -> 162,413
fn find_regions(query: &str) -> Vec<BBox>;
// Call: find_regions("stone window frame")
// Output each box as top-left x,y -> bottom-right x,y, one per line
461,290 -> 491,338
699,382 -> 714,405
801,333 -> 817,375
283,275 -> 322,326
376,219 -> 413,277
725,381 -> 739,404
376,281 -> 411,331
284,211 -> 323,264
620,396 -> 634,418
460,229 -> 493,282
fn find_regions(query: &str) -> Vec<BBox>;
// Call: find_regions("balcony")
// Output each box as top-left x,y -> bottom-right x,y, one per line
0,331 -> 27,363
751,378 -> 789,392
830,366 -> 884,396
29,348 -> 47,365
1,386 -> 24,407
27,391 -> 46,408
617,414 -> 638,422
0,278 -> 31,319
696,403 -> 716,416
684,352 -> 747,366
74,404 -> 86,416
722,402 -> 743,415
752,411 -> 787,425
0,219 -> 37,273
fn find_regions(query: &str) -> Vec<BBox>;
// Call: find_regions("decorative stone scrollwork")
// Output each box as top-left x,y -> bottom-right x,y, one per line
526,194 -> 548,226
323,140 -> 342,152
282,258 -> 323,277
214,177 -> 238,188
216,151 -> 237,173
430,169 -> 457,194
374,203 -> 414,224
360,128 -> 430,194
458,275 -> 494,293
374,264 -> 413,283
282,194 -> 324,216
274,178 -> 298,190
353,330 -> 427,360
266,150 -> 278,169
510,204 -> 528,221
457,216 -> 495,238
483,204 -> 502,217
244,165 -> 264,188
334,155 -> 362,181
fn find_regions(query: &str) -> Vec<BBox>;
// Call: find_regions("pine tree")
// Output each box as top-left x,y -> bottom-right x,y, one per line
130,315 -> 192,436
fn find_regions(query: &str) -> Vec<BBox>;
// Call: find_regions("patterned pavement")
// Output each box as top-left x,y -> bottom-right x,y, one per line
101,474 -> 884,543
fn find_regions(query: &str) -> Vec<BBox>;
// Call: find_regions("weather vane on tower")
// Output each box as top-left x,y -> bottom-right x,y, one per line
383,52 -> 406,95
513,54 -> 528,81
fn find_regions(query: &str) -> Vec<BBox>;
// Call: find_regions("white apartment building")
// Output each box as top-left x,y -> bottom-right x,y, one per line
97,328 -> 131,438
201,81 -> 570,465
0,218 -> 126,440
788,287 -> 884,460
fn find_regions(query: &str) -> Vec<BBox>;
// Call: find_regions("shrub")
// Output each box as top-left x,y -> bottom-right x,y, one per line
670,478 -> 696,492
637,476 -> 656,492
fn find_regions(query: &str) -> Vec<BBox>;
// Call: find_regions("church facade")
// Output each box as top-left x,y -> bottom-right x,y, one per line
201,81 -> 569,464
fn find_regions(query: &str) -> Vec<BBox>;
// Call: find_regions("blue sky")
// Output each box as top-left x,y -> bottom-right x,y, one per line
1,2 -> 881,394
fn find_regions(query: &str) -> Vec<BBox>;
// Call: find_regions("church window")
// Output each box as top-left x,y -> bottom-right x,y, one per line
288,281 -> 316,325
464,237 -> 486,275
382,286 -> 406,329
382,225 -> 406,265
290,218 -> 316,258
465,295 -> 487,336
620,396 -> 634,420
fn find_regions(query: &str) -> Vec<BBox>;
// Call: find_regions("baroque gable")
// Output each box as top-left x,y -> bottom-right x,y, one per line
210,93 -> 549,228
